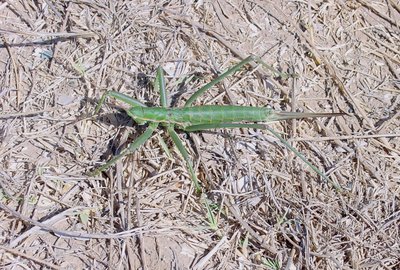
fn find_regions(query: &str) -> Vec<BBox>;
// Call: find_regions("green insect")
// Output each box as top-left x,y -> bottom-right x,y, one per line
92,56 -> 341,192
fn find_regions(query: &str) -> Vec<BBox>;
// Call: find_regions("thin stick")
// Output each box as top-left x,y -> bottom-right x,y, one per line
0,202 -> 152,240
290,133 -> 400,142
0,109 -> 51,118
1,34 -> 20,107
192,236 -> 228,270
0,245 -> 61,270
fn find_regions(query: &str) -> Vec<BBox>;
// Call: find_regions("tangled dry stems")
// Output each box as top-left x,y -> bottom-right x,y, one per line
0,1 -> 399,269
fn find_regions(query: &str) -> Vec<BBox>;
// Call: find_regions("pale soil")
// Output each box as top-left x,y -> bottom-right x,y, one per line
0,1 -> 399,269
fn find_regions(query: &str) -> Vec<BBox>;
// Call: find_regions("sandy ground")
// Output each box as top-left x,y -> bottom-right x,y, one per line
0,1 -> 399,269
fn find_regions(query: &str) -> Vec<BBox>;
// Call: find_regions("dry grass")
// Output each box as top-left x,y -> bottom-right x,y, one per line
0,1 -> 399,269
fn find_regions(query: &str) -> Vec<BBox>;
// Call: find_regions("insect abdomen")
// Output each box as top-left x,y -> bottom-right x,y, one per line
128,106 -> 273,126
171,105 -> 271,125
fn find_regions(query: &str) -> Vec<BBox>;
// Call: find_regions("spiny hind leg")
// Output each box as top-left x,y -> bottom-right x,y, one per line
166,125 -> 201,193
184,55 -> 291,107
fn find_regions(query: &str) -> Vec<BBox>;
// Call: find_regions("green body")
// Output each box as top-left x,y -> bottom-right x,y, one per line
127,105 -> 272,127
127,105 -> 338,128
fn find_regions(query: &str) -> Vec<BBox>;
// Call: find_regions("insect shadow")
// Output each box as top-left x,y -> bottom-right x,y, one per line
91,106 -> 149,163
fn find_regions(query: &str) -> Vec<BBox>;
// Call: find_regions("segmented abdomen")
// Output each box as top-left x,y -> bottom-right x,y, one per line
172,105 -> 271,125
128,105 -> 272,126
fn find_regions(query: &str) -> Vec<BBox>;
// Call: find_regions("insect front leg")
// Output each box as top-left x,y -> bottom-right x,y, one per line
94,90 -> 147,115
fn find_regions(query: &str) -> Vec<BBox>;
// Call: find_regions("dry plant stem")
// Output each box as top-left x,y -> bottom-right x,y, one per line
0,27 -> 97,38
192,236 -> 228,270
284,248 -> 296,270
167,13 -> 251,68
48,2 -> 70,70
356,0 -> 398,26
272,4 -> 397,154
4,0 -> 34,28
0,202 -> 152,240
0,245 -> 61,270
1,34 -> 20,107
125,166 -> 139,269
361,31 -> 400,57
389,0 -> 400,13
135,195 -> 148,269
290,65 -> 298,173
0,109 -> 51,118
290,133 -> 400,142
225,196 -> 278,255
126,238 -> 137,270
